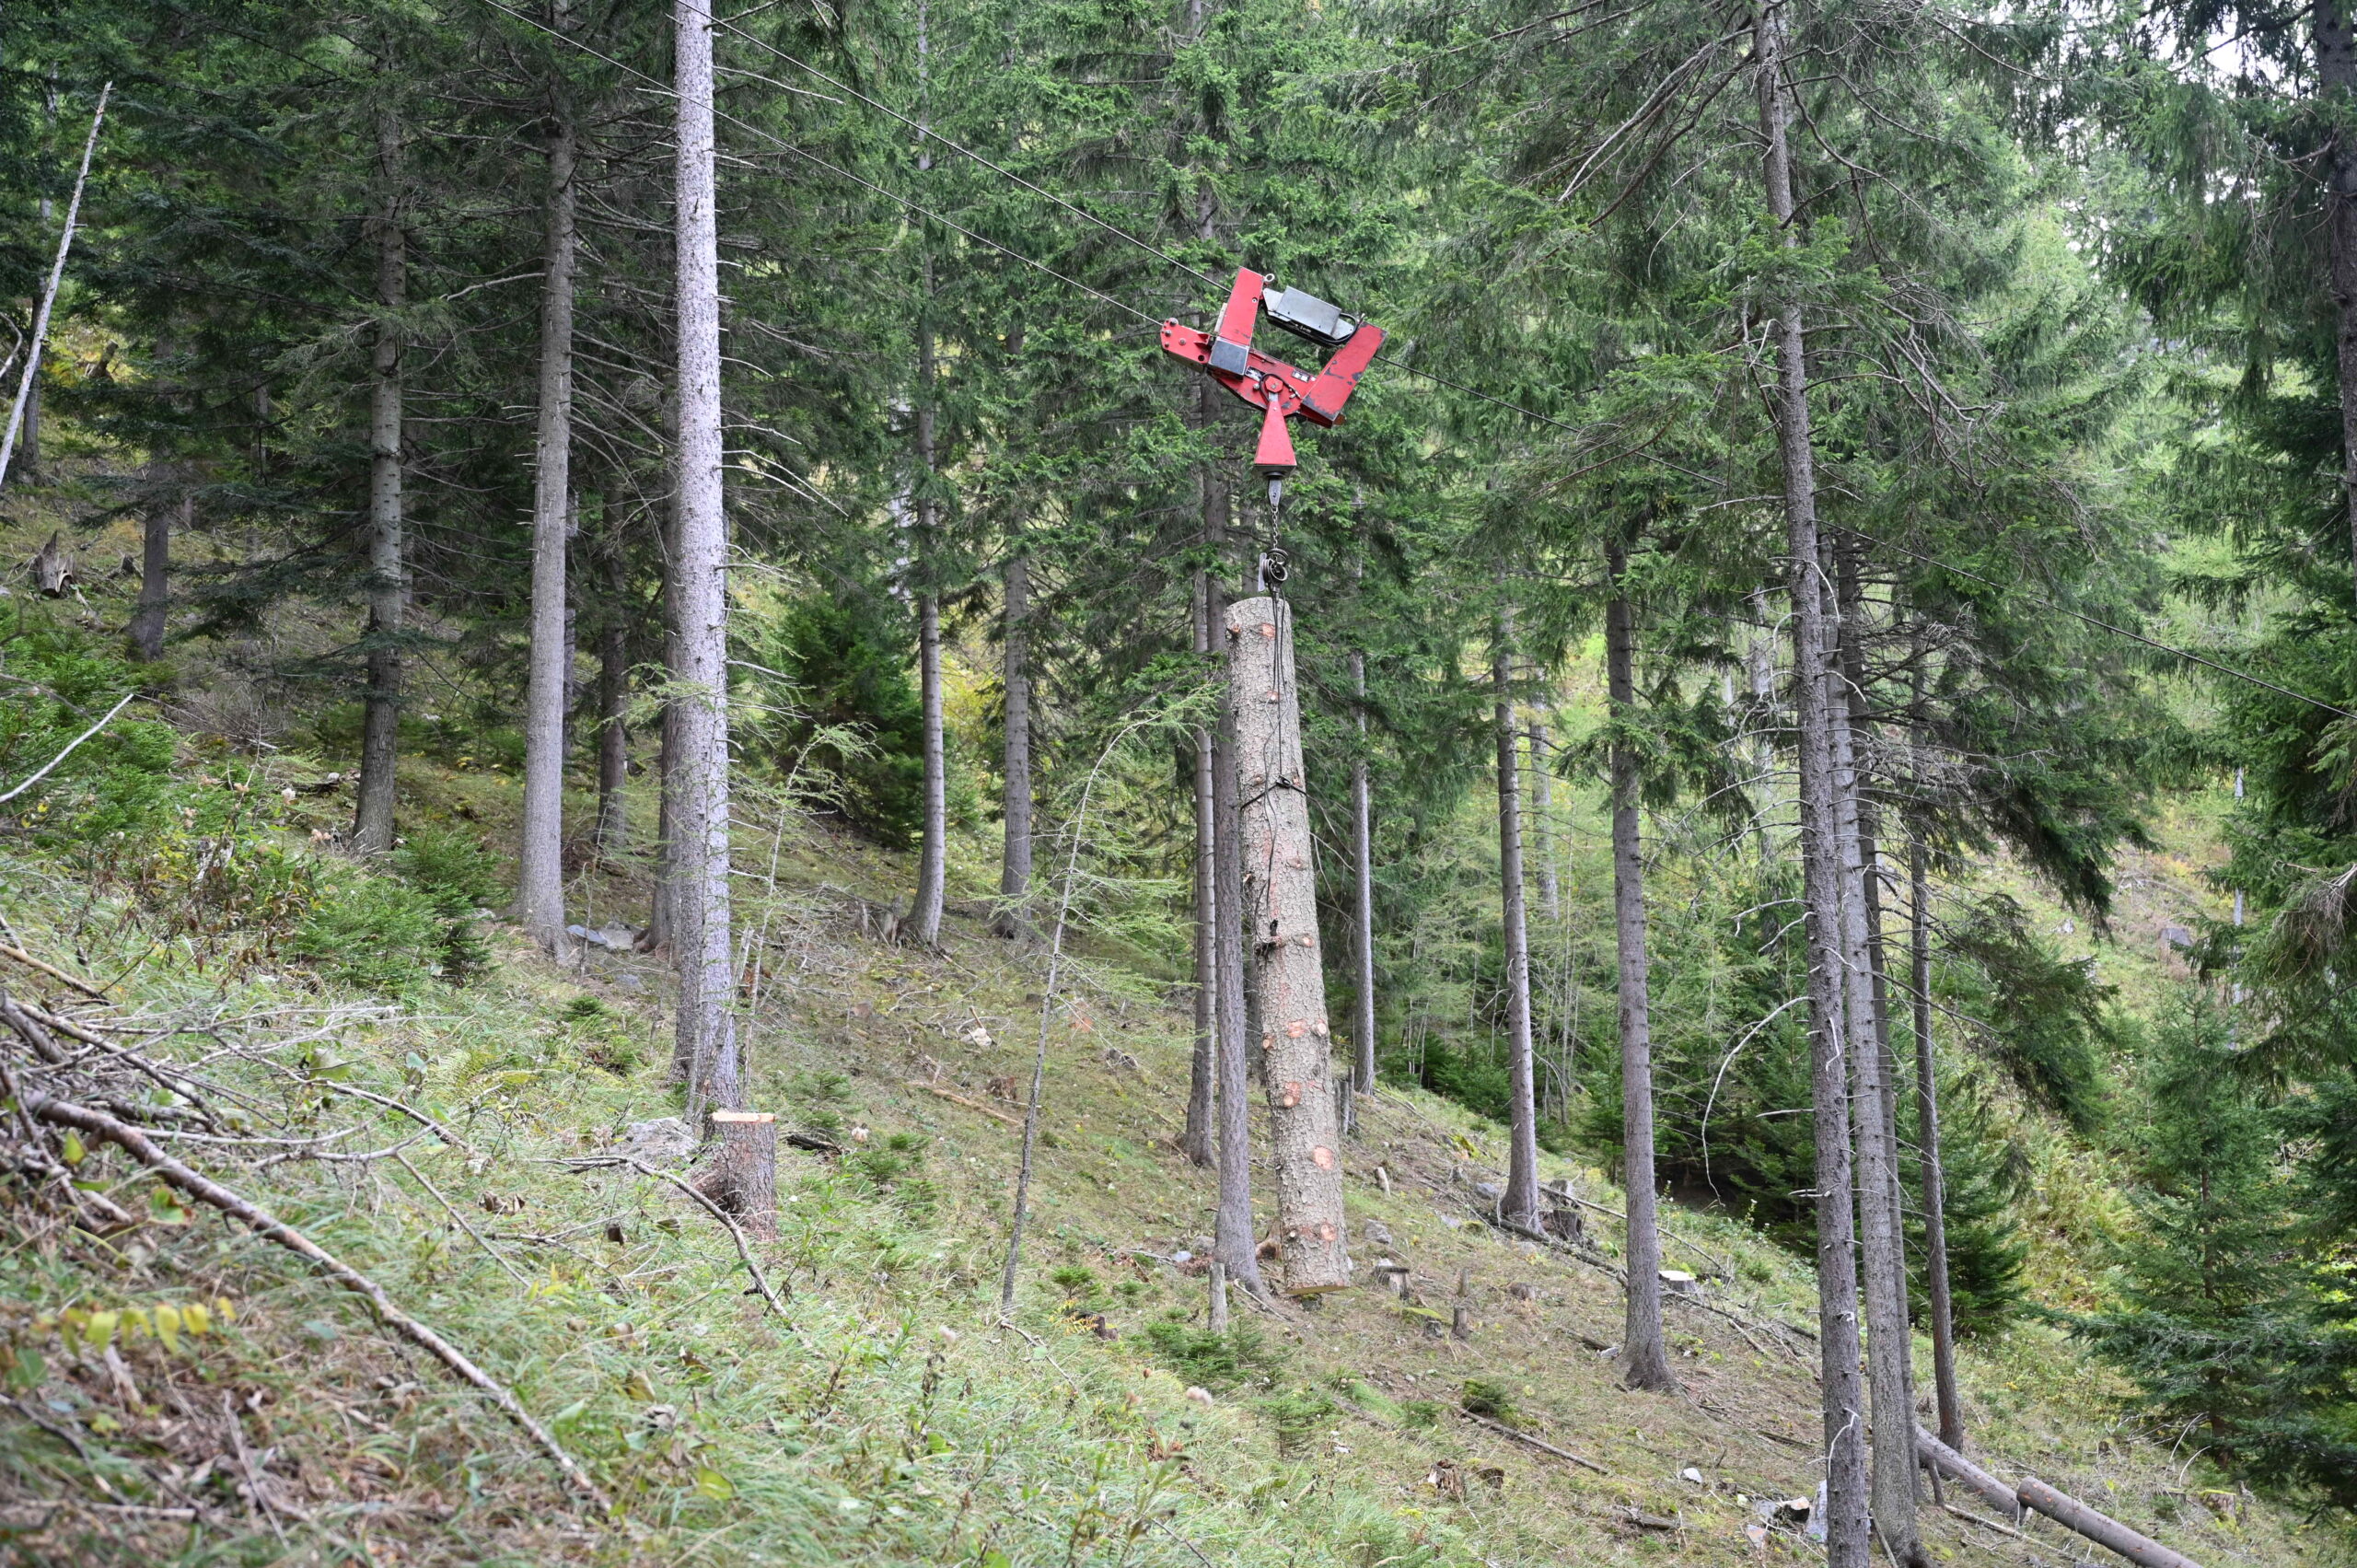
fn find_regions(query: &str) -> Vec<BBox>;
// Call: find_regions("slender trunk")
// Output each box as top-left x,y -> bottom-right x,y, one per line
995,550 -> 1035,938
1910,836 -> 1963,1451
1183,568 -> 1218,1166
596,610 -> 630,855
1208,493 -> 1262,1294
672,0 -> 738,1116
517,79 -> 580,956
353,109 -> 406,857
1492,608 -> 1542,1232
1350,641 -> 1376,1099
1607,541 -> 1675,1392
1226,595 -> 1349,1293
2320,0 -> 2357,610
1757,11 -> 1872,1566
1828,552 -> 1923,1565
1528,708 -> 1562,923
130,483 -> 181,663
910,315 -> 946,948
0,82 -> 105,496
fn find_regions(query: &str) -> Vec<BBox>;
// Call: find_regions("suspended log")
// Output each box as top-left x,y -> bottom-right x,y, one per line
2017,1479 -> 2204,1568
1914,1425 -> 2019,1521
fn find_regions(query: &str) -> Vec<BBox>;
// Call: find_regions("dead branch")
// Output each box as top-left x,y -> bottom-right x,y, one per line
564,1154 -> 790,1318
1460,1410 -> 1612,1475
4,1066 -> 610,1515
0,943 -> 110,1001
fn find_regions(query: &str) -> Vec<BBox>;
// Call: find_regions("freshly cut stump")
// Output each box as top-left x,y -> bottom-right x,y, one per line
1225,595 -> 1349,1293
693,1109 -> 778,1240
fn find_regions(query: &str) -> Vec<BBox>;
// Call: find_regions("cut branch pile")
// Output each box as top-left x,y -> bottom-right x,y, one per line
0,976 -> 610,1516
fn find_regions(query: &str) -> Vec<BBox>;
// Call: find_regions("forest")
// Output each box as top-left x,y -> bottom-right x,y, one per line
1,0 -> 2354,1563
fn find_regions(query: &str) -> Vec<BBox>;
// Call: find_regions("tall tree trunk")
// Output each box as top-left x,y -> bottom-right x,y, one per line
517,75 -> 580,957
1528,708 -> 1562,923
995,550 -> 1035,939
1910,835 -> 1963,1452
353,109 -> 407,857
1350,639 -> 1376,1102
1492,608 -> 1542,1232
1208,486 -> 1262,1294
1227,595 -> 1350,1293
1183,567 -> 1219,1167
0,81 -> 104,496
909,340 -> 946,946
671,0 -> 738,1117
1607,540 -> 1675,1392
130,482 -> 181,663
1826,553 -> 1924,1566
596,610 -> 630,856
2320,0 -> 2357,610
1756,11 -> 1872,1565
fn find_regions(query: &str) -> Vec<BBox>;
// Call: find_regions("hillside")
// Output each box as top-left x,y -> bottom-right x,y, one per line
0,660 -> 2328,1567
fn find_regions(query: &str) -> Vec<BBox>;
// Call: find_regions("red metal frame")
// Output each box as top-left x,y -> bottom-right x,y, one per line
1160,267 -> 1386,477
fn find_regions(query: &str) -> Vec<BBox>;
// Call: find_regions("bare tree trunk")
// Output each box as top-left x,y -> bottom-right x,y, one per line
1528,709 -> 1562,923
1350,640 -> 1376,1102
994,551 -> 1035,939
694,1111 -> 777,1238
1607,540 -> 1675,1392
908,22 -> 946,948
129,485 -> 182,663
517,69 -> 580,958
1211,633 -> 1263,1296
0,82 -> 105,496
671,0 -> 738,1118
1183,569 -> 1218,1167
596,610 -> 630,855
353,109 -> 407,858
1757,11 -> 1871,1565
1492,608 -> 1541,1233
1911,836 -> 1963,1451
1226,595 -> 1349,1294
2319,0 -> 2357,610
1828,551 -> 1924,1566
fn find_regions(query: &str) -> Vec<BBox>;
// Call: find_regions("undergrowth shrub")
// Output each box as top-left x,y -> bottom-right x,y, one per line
1135,1318 -> 1278,1391
391,824 -> 500,980
1260,1387 -> 1336,1458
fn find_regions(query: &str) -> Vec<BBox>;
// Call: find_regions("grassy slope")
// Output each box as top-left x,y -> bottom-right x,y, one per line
0,722 -> 2335,1568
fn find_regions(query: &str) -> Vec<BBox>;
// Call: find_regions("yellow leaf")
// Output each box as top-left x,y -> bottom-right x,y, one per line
85,1310 -> 119,1355
621,1368 -> 656,1402
181,1302 -> 211,1337
214,1297 -> 237,1323
60,1131 -> 86,1167
153,1304 -> 181,1354
692,1468 -> 735,1501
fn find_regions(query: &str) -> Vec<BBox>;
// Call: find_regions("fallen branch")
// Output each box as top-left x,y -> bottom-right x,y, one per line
908,1078 -> 1023,1128
567,1155 -> 790,1318
0,691 -> 139,808
1459,1410 -> 1611,1475
1915,1425 -> 2020,1521
1938,1502 -> 2027,1541
6,1068 -> 610,1515
0,942 -> 110,1001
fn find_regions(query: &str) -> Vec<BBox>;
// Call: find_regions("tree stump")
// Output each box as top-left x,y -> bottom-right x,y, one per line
1225,595 -> 1349,1292
692,1110 -> 777,1240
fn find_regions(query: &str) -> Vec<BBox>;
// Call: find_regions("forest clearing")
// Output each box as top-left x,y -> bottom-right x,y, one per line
1,1 -> 2354,1564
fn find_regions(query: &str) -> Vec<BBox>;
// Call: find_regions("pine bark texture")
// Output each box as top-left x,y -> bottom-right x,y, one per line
910,306 -> 946,948
1757,9 -> 1872,1564
1226,595 -> 1349,1292
995,552 -> 1035,939
1827,558 -> 1923,1562
517,94 -> 579,957
354,110 -> 407,858
1183,569 -> 1218,1167
670,0 -> 738,1116
1606,547 -> 1675,1393
1210,657 -> 1262,1295
1528,710 -> 1562,923
130,486 -> 182,663
694,1110 -> 777,1240
1912,840 -> 1964,1450
1491,615 -> 1542,1232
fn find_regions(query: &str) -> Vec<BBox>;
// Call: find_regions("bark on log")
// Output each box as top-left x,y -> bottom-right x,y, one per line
694,1109 -> 777,1239
1913,1426 -> 2018,1521
2017,1479 -> 2204,1568
1225,595 -> 1348,1292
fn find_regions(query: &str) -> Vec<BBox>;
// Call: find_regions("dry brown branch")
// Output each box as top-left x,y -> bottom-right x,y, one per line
4,1065 -> 610,1515
0,942 -> 110,1000
1460,1410 -> 1612,1474
564,1154 -> 790,1318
